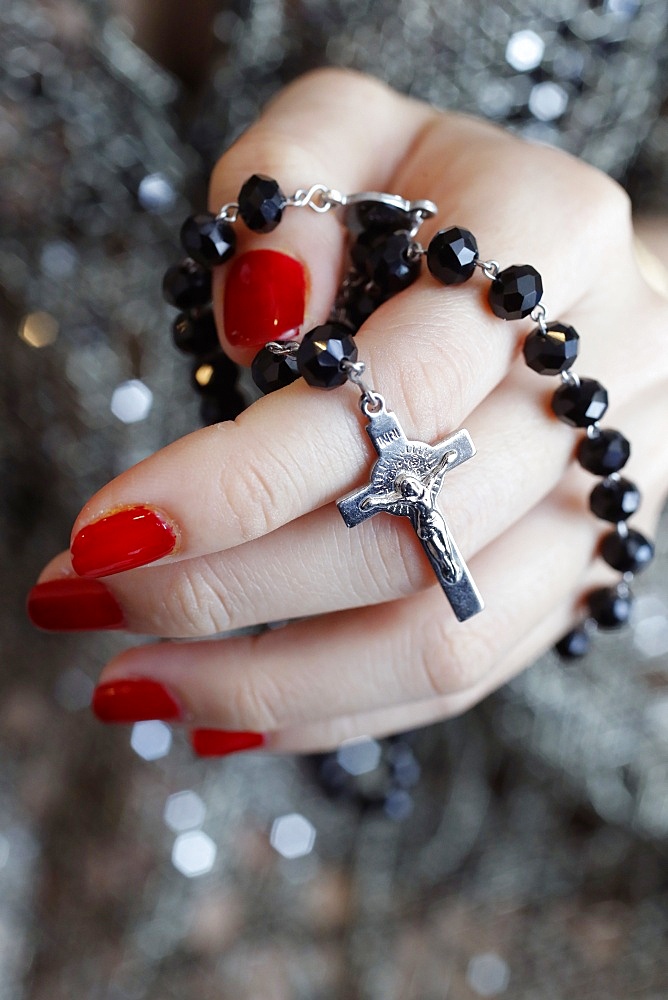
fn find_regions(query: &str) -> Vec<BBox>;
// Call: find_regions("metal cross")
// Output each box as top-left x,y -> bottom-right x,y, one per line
337,395 -> 484,622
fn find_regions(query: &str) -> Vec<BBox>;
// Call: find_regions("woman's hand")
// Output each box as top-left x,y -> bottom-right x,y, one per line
29,69 -> 668,754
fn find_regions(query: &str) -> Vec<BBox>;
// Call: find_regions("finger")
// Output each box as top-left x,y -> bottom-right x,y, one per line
206,69 -> 436,365
36,315 -> 659,637
251,598 -> 581,754
64,116 -> 649,580
88,485 -> 615,732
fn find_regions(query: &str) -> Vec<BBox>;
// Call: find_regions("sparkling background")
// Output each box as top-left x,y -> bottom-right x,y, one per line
1,1 -> 667,997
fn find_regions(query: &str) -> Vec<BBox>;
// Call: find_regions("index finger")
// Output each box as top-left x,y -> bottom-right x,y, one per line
209,69 -> 437,365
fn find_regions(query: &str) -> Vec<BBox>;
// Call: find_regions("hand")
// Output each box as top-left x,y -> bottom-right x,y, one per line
30,69 -> 668,754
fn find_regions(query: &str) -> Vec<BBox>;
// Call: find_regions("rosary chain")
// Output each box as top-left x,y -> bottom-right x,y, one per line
340,359 -> 384,414
265,340 -> 300,357
475,258 -> 500,280
285,184 -> 346,213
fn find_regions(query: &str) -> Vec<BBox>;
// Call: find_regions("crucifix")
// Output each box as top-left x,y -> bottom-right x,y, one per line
336,393 -> 484,622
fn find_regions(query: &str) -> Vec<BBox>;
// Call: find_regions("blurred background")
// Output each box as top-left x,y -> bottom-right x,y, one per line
1,1 -> 667,997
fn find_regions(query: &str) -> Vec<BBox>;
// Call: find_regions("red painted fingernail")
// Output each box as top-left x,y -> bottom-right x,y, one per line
190,729 -> 266,757
71,505 -> 177,578
223,249 -> 306,347
27,579 -> 125,631
92,678 -> 183,723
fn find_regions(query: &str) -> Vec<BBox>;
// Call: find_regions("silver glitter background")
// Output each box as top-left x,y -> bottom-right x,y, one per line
1,1 -> 667,997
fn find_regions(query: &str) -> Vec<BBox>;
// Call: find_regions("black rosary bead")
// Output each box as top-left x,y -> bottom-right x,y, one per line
180,213 -> 236,268
251,346 -> 301,394
336,283 -> 385,331
426,226 -> 479,285
297,323 -> 358,389
191,352 -> 239,398
304,733 -> 420,812
361,231 -> 422,296
350,229 -> 380,272
576,429 -> 630,476
589,476 -> 640,522
600,528 -> 654,575
488,264 -> 543,320
523,322 -> 579,375
162,259 -> 212,310
172,310 -> 219,356
345,199 -> 414,237
238,174 -> 287,233
200,391 -> 246,425
555,626 -> 591,660
587,586 -> 633,630
551,378 -> 608,427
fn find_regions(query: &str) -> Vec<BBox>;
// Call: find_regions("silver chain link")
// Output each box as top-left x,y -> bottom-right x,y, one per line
475,259 -> 500,280
216,202 -> 239,223
340,359 -> 383,413
264,340 -> 300,357
285,184 -> 345,213
530,302 -> 549,334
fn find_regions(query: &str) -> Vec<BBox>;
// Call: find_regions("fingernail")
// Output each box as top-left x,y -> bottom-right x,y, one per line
71,505 -> 177,578
190,729 -> 266,757
92,678 -> 183,723
223,249 -> 306,347
27,578 -> 125,631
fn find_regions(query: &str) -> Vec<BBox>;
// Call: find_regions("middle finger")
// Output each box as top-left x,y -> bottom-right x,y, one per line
37,349 -> 645,637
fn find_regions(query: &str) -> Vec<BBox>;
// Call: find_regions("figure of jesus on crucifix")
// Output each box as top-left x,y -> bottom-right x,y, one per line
337,396 -> 484,622
359,450 -> 462,585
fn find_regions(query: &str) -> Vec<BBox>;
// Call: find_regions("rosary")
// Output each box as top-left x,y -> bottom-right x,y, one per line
162,174 -> 655,659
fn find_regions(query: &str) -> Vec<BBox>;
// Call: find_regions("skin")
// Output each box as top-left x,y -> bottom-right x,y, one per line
37,69 -> 668,752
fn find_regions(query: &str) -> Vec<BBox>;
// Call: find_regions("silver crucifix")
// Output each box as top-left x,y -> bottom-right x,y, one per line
336,390 -> 484,622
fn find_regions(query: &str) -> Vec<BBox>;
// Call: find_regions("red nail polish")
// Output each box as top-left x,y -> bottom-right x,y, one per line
223,249 -> 306,347
71,505 -> 177,578
92,678 -> 183,723
27,579 -> 125,631
190,729 -> 266,757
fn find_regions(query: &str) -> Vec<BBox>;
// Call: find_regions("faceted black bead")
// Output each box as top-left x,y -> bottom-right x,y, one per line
337,283 -> 385,331
251,346 -> 301,394
488,264 -> 543,319
304,733 -> 420,811
551,378 -> 608,427
297,323 -> 358,389
191,352 -> 239,397
426,226 -> 479,285
345,198 -> 413,237
180,213 -> 236,267
555,626 -> 591,660
523,322 -> 579,375
350,229 -> 381,272
162,259 -> 212,310
587,586 -> 633,630
589,476 -> 640,522
172,310 -> 219,356
576,429 -> 630,475
600,528 -> 654,574
361,231 -> 422,296
237,174 -> 287,233
200,391 -> 246,425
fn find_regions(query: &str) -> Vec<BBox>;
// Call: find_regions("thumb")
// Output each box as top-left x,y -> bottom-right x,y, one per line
205,68 -> 437,366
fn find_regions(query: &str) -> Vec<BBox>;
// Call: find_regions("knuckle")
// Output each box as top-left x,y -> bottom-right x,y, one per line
377,321 -> 472,441
417,618 -> 497,699
217,436 -> 304,544
587,173 -> 633,245
159,564 -> 233,638
593,171 -> 632,220
226,653 -> 284,732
